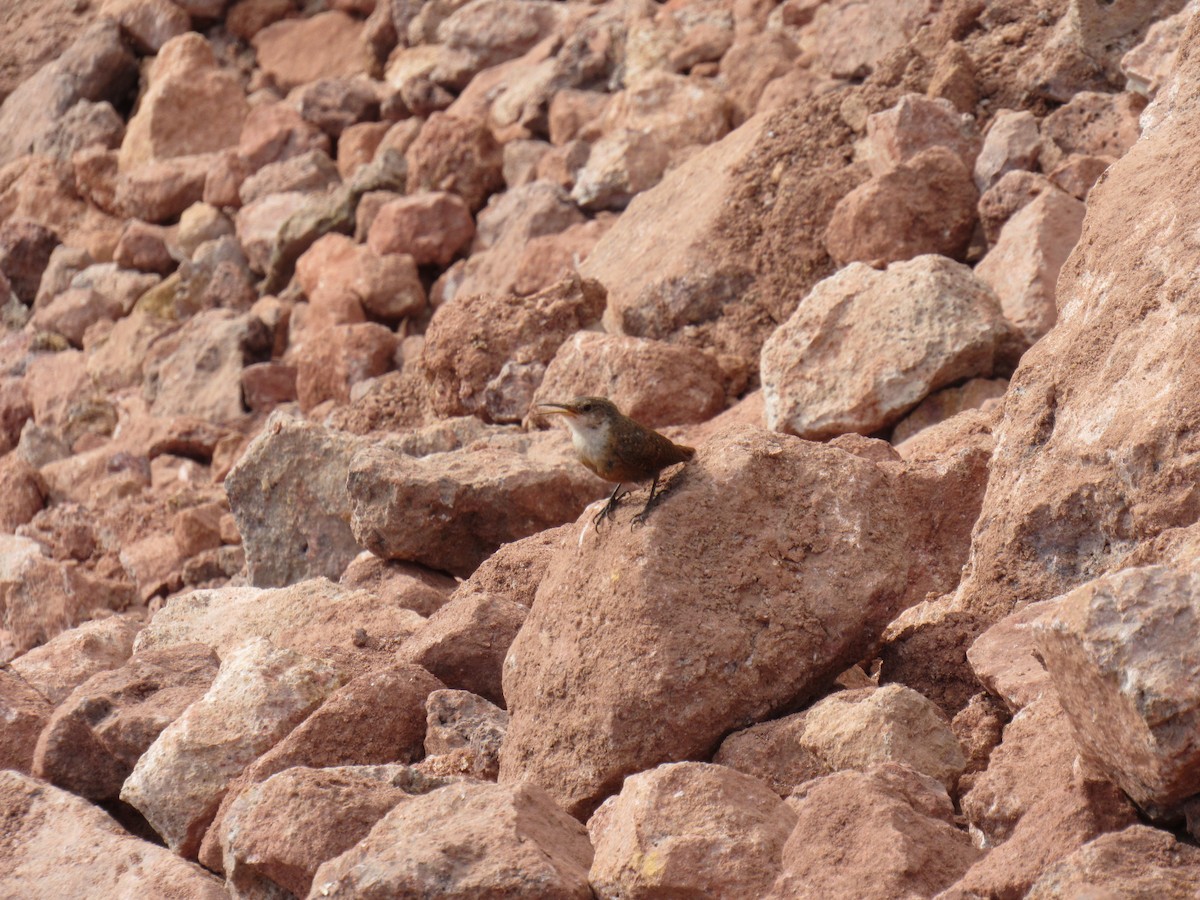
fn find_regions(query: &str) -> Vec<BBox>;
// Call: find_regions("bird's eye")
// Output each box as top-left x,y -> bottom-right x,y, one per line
580,402 -> 592,412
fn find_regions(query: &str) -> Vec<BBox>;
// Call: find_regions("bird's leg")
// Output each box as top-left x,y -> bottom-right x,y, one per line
593,483 -> 624,528
631,474 -> 660,529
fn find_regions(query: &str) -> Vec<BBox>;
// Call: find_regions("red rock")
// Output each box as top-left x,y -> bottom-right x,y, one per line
240,360 -> 297,412
308,781 -> 594,899
32,642 -> 220,800
570,129 -> 672,211
348,429 -> 607,577
588,762 -> 795,900
532,331 -> 726,428
112,219 -> 175,274
977,168 -> 1056,244
100,0 -> 191,54
1046,152 -> 1111,203
0,771 -> 227,897
234,190 -> 309,273
252,11 -> 369,92
0,455 -> 43,532
398,593 -> 527,706
423,274 -> 606,422
216,765 -> 454,897
0,377 -> 33,454
367,190 -> 475,266
548,89 -> 608,145
1035,561 -> 1200,816
432,0 -> 568,87
1041,89 -> 1145,167
863,93 -> 981,177
966,597 -> 1062,713
927,41 -> 978,113
950,696 -> 1136,898
32,99 -> 125,162
236,101 -> 332,173
891,377 -> 1007,445
720,32 -> 799,125
510,215 -> 612,297
825,145 -> 979,267
290,76 -> 381,139
762,255 -> 1015,439
294,321 -> 397,412
0,668 -> 53,773
114,153 -> 213,223
1122,6 -> 1191,99
1027,824 -> 1200,898
120,637 -> 340,858
974,108 -> 1042,191
118,33 -> 249,172
500,425 -> 987,816
227,0 -> 295,41
336,120 -> 390,179
952,691 -> 1008,781
0,219 -> 59,306
767,765 -> 979,899
172,501 -> 225,559
810,0 -> 935,79
419,689 -> 508,779
339,553 -> 457,617
238,147 -> 340,204
9,614 -> 140,704
0,21 -> 137,168
405,112 -> 504,212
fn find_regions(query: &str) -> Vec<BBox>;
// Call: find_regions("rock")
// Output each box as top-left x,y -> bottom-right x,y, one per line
240,360 -> 297,412
1034,561 -> 1200,816
134,578 -> 426,682
113,219 -> 175,275
237,101 -> 332,174
308,781 -> 594,899
339,553 -> 457,617
367,190 -> 475,266
224,413 -> 367,586
347,430 -> 607,578
120,637 -> 340,858
1041,89 -> 1145,167
234,190 -> 310,273
825,145 -> 979,267
809,0 -> 936,79
977,169 -> 1057,244
975,188 -> 1087,343
500,425 -> 987,816
0,220 -> 60,305
419,689 -> 508,779
0,21 -> 137,168
118,33 -> 249,172
406,112 -> 504,212
0,669 -> 53,773
510,215 -> 613,298
290,76 -> 381,139
1122,5 -> 1192,98
1048,152 -> 1113,200
588,762 -> 796,900
891,377 -> 1007,445
967,597 -> 1062,713
951,691 -> 1009,781
422,274 -> 606,422
531,332 -> 727,428
294,322 -> 397,412
32,643 -> 220,800
974,109 -> 1042,191
1027,824 -> 1200,898
863,93 -> 981,177
217,765 -> 454,898
761,255 -> 1015,440
238,147 -> 340,204
336,121 -> 389,179
398,593 -> 526,706
0,454 -> 44,532
31,99 -> 125,161
950,696 -> 1137,898
9,614 -> 140,704
0,771 -> 226,897
298,232 -> 425,324
252,11 -> 368,92
767,765 -> 979,899
101,0 -> 192,54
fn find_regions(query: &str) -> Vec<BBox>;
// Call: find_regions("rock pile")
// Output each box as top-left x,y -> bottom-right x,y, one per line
3,0 -> 1200,896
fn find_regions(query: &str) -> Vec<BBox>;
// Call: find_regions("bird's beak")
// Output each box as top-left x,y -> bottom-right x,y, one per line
537,403 -> 577,418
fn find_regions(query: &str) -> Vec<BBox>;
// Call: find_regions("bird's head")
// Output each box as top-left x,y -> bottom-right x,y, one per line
537,396 -> 621,439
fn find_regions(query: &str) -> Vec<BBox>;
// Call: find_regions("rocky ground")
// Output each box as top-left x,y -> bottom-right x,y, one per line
2,0 -> 1200,896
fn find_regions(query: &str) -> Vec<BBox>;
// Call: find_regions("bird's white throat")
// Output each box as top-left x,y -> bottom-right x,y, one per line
562,417 -> 610,461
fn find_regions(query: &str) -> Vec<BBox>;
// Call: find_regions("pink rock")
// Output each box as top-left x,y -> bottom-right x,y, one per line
252,11 -> 369,92
405,112 -> 504,211
570,129 -> 672,211
0,376 -> 33,454
432,0 -> 568,87
589,762 -> 796,900
295,233 -> 424,323
336,120 -> 390,179
1041,90 -> 1145,166
548,89 -> 609,145
974,109 -> 1041,191
294,321 -> 397,412
825,145 -> 979,267
977,168 -> 1056,244
762,255 -> 1014,439
419,689 -> 508,779
499,426 -> 987,816
120,637 -> 340,858
237,101 -> 332,173
967,597 -> 1063,713
100,0 -> 192,54
240,360 -> 298,412
367,190 -> 475,266
810,0 -> 936,79
290,76 -> 381,139
238,147 -> 340,204
1027,824 -> 1200,898
532,331 -> 726,427
891,377 -> 1007,445
31,99 -> 126,162
423,274 -> 606,421
9,614 -> 140,705
339,553 -> 457,617
217,765 -> 455,897
235,190 -> 310,273
975,187 -> 1086,343
0,220 -> 60,305
227,0 -> 294,41
864,93 -> 981,177
511,215 -> 613,297
767,765 -> 979,898
1122,6 -> 1191,99
118,33 -> 249,172
32,642 -> 220,800
720,32 -> 799,125
347,430 -> 607,577
114,153 -> 213,223
0,455 -> 44,532
0,669 -> 53,773
1035,561 -> 1200,815
1048,152 -> 1113,200
398,594 -> 527,706
309,781 -> 594,898
0,771 -> 226,897
113,219 -> 176,274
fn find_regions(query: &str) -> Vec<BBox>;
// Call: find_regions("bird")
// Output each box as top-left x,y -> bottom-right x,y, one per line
538,396 -> 695,528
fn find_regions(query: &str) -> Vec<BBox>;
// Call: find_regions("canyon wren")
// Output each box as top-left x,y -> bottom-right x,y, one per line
538,396 -> 695,527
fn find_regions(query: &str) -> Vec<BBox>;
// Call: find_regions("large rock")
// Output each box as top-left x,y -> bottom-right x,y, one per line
121,637 -> 340,858
766,765 -> 979,899
9,613 -> 140,704
1035,560 -> 1200,816
0,669 -> 53,773
348,430 -> 607,577
500,425 -> 988,816
309,781 -> 594,898
588,762 -> 795,900
33,643 -> 220,800
1026,824 -> 1200,898
419,689 -> 508,779
252,11 -> 369,91
0,771 -> 226,898
761,255 -> 1015,440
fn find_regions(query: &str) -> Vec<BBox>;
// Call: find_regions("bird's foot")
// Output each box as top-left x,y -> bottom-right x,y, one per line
592,488 -> 626,529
